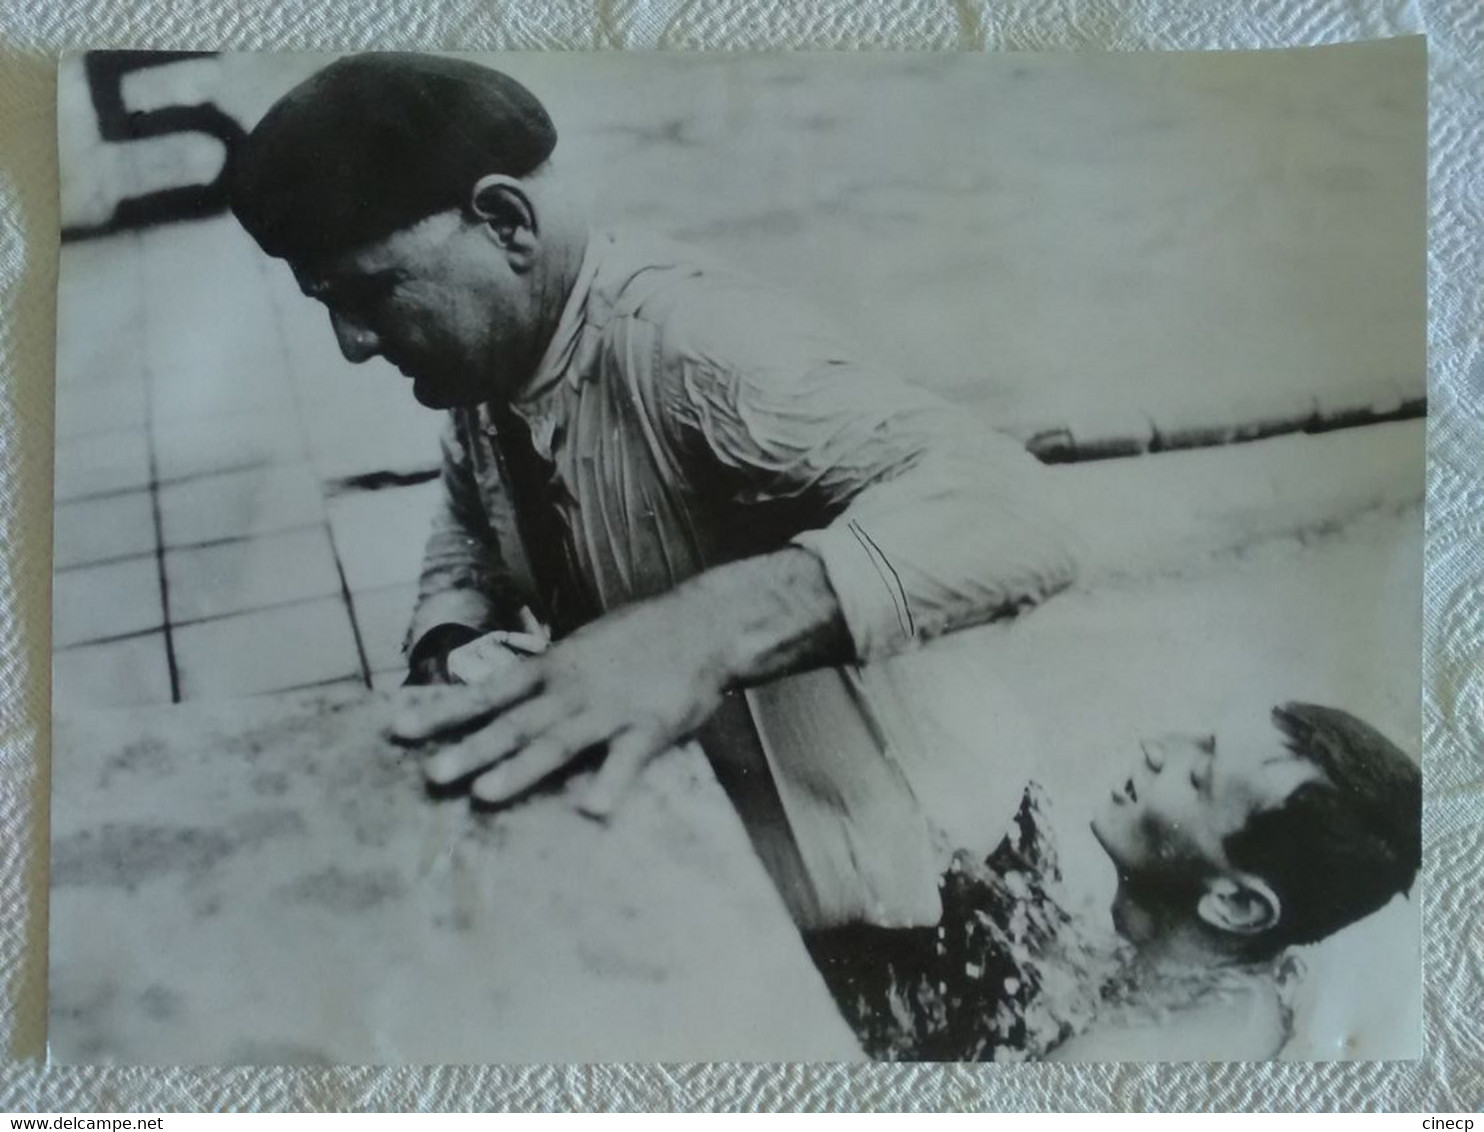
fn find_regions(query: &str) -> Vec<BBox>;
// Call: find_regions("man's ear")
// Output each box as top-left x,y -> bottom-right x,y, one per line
1196,874 -> 1281,936
469,174 -> 539,267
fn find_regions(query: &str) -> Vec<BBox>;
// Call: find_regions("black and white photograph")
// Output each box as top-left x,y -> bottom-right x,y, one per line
48,41 -> 1425,1065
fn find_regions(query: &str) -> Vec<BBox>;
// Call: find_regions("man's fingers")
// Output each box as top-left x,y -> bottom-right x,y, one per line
422,693 -> 567,788
577,728 -> 661,821
391,663 -> 543,743
470,741 -> 571,806
471,715 -> 616,806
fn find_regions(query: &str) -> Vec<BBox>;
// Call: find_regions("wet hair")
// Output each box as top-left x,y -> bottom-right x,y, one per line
1223,702 -> 1421,956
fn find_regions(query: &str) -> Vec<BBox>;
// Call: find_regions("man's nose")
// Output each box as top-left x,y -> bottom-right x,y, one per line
330,311 -> 382,363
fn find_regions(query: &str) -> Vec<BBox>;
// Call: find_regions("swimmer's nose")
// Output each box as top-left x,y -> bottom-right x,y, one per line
1141,739 -> 1166,773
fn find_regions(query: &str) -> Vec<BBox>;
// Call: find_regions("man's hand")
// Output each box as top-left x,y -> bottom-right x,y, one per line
387,547 -> 851,819
390,597 -> 730,817
403,623 -> 485,686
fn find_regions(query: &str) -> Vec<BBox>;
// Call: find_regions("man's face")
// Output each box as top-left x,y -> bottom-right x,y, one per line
292,210 -> 533,409
1090,717 -> 1326,886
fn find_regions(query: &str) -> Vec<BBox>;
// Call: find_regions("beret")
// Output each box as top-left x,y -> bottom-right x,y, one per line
230,52 -> 557,263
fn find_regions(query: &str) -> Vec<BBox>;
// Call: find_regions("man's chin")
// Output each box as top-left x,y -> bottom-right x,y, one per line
410,375 -> 484,411
411,376 -> 472,410
410,379 -> 450,410
1089,814 -> 1120,862
1090,809 -> 1106,839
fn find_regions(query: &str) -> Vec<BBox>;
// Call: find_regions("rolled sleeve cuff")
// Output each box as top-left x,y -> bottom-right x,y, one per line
791,524 -> 916,663
403,589 -> 498,660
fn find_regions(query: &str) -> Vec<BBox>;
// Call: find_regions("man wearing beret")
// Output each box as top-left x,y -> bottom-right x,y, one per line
230,53 -> 1076,929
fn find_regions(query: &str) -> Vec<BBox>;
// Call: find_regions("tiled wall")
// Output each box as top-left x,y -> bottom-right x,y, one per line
53,216 -> 444,707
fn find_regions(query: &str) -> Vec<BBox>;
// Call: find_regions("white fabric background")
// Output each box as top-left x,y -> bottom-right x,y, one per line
0,0 -> 1479,1113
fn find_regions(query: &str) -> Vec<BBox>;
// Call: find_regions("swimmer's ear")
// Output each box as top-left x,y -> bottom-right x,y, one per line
1196,874 -> 1281,936
468,174 -> 538,268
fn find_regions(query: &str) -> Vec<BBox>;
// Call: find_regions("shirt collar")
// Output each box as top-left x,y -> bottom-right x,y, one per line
507,228 -> 609,413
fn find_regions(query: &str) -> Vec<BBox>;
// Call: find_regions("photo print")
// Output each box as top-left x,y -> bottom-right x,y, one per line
49,41 -> 1424,1064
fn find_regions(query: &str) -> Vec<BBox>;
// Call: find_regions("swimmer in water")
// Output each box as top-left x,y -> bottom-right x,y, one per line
807,701 -> 1420,1062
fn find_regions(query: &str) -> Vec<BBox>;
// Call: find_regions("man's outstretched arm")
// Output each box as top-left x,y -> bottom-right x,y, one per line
389,545 -> 850,816
392,277 -> 1076,818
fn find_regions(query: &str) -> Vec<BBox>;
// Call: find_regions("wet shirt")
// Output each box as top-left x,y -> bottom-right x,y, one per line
406,228 -> 1077,927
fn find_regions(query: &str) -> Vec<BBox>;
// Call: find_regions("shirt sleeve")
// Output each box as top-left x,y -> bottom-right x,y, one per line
649,279 -> 1078,663
404,411 -> 525,658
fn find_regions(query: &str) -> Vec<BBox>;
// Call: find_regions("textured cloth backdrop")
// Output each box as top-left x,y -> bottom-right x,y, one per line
1,0 -> 1481,1112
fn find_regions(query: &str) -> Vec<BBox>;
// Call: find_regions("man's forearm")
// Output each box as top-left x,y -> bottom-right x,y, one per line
670,546 -> 853,689
390,545 -> 855,816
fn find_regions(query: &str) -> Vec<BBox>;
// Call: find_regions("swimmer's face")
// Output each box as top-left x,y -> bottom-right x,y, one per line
1091,721 -> 1325,885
